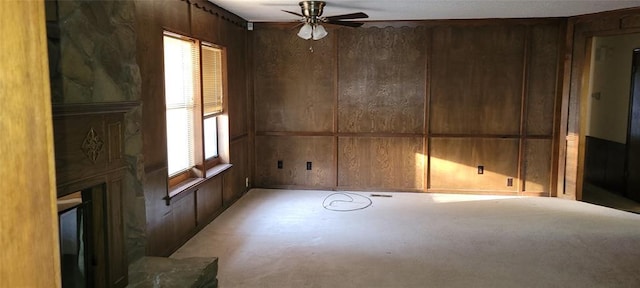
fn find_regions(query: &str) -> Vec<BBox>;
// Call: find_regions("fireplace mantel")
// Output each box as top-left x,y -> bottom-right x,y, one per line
53,102 -> 138,194
52,102 -> 138,118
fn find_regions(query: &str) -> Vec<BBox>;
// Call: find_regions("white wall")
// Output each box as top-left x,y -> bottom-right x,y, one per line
587,33 -> 640,144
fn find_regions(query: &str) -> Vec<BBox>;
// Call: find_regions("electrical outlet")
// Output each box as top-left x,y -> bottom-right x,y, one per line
277,160 -> 283,169
306,162 -> 312,170
245,177 -> 249,188
507,178 -> 513,187
477,165 -> 484,174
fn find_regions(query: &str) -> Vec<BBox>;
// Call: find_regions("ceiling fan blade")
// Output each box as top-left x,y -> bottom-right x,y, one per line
325,12 -> 368,21
282,10 -> 303,17
290,22 -> 304,30
325,20 -> 364,28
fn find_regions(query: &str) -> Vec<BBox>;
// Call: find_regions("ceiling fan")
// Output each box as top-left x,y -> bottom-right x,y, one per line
282,1 -> 369,40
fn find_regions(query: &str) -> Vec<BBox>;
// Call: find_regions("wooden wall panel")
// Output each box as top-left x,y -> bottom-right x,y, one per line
430,138 -> 519,192
227,24 -> 249,139
107,177 -> 128,287
143,168 -> 170,256
338,137 -> 424,190
159,0 -> 190,35
196,176 -> 223,226
255,136 -> 335,187
172,192 -> 197,247
219,9 -> 247,46
583,136 -> 626,192
524,139 -> 552,195
135,0 -> 166,170
137,0 -> 172,253
527,23 -> 561,136
338,27 -> 427,133
190,5 -> 220,43
430,25 -> 525,135
621,14 -> 640,29
224,138 -> 249,204
254,27 -> 335,132
88,185 -> 108,288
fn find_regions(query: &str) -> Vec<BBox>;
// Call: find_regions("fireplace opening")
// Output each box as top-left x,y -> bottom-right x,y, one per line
58,183 -> 108,288
58,191 -> 90,288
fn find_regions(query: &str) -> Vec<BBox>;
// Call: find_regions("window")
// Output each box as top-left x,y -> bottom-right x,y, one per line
201,43 -> 224,159
163,34 -> 197,176
163,32 -> 225,185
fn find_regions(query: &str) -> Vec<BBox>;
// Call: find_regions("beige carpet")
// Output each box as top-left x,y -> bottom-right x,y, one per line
172,189 -> 640,288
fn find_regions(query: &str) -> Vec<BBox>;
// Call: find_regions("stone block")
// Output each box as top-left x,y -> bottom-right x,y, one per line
127,257 -> 218,288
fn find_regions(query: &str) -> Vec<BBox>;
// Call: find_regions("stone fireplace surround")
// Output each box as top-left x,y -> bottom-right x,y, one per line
53,103 -> 219,287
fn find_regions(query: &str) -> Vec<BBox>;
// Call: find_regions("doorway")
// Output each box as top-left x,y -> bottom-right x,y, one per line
581,34 -> 640,213
625,48 -> 640,203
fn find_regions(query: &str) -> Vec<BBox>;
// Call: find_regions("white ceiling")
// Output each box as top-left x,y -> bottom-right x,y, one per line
209,0 -> 640,22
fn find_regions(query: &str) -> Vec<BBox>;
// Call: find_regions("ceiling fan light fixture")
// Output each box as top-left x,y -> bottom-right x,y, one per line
297,23 -> 313,40
312,24 -> 328,40
286,1 -> 368,42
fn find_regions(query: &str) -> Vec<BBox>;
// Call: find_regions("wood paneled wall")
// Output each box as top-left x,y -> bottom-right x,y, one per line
339,27 -> 427,134
253,19 -> 565,195
338,137 -> 425,190
135,0 -> 250,256
431,25 -> 524,136
583,136 -> 626,192
254,28 -> 336,133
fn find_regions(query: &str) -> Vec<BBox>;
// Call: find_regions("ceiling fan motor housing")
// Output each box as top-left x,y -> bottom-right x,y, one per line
300,1 -> 325,22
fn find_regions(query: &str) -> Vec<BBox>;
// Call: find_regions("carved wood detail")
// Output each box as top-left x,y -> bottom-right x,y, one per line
82,128 -> 105,163
54,113 -> 126,188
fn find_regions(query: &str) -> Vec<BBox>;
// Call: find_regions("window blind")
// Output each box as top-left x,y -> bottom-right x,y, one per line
163,34 -> 198,176
201,44 -> 223,116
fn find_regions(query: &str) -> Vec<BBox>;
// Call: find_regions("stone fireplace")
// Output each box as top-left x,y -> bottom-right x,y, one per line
45,0 -> 147,284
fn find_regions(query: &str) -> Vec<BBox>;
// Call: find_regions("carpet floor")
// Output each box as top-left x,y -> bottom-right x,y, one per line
172,189 -> 640,288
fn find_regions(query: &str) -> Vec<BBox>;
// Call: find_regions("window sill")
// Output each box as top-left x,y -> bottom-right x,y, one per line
206,163 -> 232,178
165,163 -> 233,205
